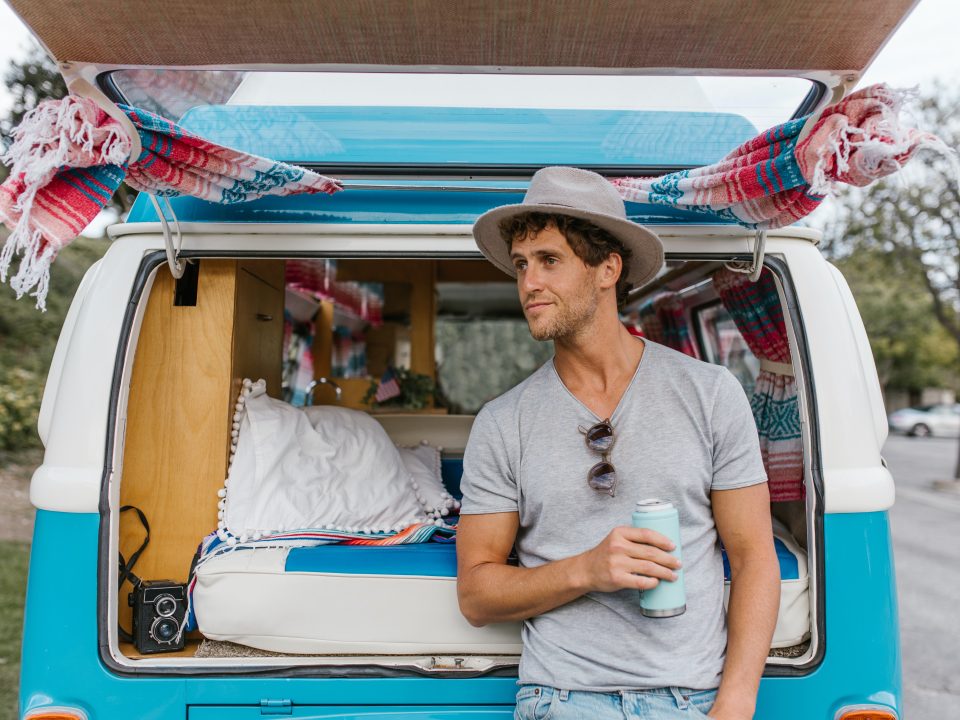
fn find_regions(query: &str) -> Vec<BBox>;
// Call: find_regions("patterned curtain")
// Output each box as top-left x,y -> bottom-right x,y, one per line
638,292 -> 697,357
712,268 -> 803,502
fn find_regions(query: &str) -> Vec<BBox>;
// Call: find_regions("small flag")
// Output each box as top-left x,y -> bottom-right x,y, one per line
374,367 -> 401,403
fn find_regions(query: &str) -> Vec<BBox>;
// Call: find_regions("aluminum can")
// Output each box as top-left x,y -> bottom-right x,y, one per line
631,499 -> 686,617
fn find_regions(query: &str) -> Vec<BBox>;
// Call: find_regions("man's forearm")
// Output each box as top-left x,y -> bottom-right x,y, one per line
459,554 -> 589,626
713,557 -> 781,717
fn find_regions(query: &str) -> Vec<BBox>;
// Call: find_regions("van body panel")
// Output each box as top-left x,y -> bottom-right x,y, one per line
20,509 -> 898,719
782,242 -> 893,514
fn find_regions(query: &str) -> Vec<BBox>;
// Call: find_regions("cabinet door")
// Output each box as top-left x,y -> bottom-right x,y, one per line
233,263 -> 284,397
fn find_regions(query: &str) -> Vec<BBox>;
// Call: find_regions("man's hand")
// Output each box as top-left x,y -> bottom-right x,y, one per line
576,526 -> 682,593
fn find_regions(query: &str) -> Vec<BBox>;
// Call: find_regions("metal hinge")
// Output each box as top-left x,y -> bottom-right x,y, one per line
260,699 -> 293,715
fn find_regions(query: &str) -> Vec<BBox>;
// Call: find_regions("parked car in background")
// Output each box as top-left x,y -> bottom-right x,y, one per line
888,404 -> 960,437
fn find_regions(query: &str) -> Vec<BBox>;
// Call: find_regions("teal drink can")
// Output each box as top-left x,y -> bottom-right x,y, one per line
631,499 -> 686,617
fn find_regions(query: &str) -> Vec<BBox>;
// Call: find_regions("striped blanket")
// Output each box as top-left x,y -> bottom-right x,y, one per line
613,84 -> 953,229
0,96 -> 340,309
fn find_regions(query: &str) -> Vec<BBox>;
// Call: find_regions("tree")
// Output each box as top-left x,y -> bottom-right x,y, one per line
0,44 -> 136,211
824,83 -> 960,480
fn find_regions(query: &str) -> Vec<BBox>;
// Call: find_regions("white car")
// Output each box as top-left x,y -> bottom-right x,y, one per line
888,404 -> 960,437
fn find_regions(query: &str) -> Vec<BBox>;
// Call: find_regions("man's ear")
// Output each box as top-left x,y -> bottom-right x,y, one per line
597,252 -> 622,290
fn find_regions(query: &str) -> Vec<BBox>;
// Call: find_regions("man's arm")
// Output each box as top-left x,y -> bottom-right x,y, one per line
708,482 -> 781,720
456,511 -> 681,627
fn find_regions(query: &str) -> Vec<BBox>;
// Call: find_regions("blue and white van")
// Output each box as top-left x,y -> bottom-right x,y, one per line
12,1 -> 909,718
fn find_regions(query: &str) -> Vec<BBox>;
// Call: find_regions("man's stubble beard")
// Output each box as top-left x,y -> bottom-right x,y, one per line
527,283 -> 600,342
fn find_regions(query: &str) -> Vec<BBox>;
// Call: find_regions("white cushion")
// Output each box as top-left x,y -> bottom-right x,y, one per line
398,442 -> 461,518
222,380 -> 427,538
192,547 -> 523,655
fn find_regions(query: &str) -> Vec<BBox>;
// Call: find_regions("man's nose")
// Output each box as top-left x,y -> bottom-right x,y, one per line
519,263 -> 544,295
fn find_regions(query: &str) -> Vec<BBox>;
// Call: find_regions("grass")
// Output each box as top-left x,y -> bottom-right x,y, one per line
0,541 -> 29,720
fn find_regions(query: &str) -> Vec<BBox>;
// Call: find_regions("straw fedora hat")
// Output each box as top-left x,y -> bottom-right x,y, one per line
472,166 -> 664,288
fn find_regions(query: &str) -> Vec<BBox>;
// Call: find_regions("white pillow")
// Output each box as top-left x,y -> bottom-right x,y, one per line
219,380 -> 428,540
398,442 -> 461,519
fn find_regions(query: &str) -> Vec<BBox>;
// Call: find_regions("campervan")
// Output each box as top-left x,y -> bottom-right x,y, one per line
12,1 -> 908,718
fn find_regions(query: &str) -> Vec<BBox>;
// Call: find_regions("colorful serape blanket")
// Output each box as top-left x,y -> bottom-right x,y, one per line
613,83 -> 953,230
713,267 -> 803,502
0,96 -> 341,309
637,292 -> 698,357
183,520 -> 457,633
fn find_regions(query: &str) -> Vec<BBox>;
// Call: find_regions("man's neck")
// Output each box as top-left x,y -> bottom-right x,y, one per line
552,308 -> 645,397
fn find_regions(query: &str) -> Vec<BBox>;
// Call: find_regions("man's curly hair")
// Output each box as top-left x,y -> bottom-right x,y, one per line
499,212 -> 633,306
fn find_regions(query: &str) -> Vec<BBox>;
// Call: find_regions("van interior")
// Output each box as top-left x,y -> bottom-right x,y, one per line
113,254 -> 814,671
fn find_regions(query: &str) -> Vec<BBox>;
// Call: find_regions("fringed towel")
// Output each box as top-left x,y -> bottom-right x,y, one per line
613,83 -> 954,229
0,96 -> 341,309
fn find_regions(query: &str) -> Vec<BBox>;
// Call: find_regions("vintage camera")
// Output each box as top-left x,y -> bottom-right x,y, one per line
128,580 -> 187,654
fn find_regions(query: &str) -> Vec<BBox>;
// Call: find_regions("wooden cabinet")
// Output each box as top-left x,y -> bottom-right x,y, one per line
118,259 -> 283,636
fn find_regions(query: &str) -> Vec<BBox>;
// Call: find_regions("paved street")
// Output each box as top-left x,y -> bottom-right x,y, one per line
882,434 -> 960,718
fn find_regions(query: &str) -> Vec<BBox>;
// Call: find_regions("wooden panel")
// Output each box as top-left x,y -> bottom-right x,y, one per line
232,266 -> 284,398
334,260 -> 436,379
436,259 -> 513,284
118,261 -> 238,631
238,259 -> 285,291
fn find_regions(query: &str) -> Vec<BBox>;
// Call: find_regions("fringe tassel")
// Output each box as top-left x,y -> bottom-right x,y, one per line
0,97 -> 131,309
806,86 -> 957,196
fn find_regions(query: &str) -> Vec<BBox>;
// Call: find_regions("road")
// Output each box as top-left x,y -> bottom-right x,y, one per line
882,434 -> 960,718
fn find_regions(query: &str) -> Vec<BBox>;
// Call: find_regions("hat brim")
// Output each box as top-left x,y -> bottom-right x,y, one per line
472,202 -> 665,289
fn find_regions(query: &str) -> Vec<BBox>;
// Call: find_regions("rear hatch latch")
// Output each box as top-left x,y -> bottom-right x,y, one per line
260,699 -> 293,715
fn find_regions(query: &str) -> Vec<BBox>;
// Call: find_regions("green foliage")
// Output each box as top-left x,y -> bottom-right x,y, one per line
363,368 -> 437,410
823,83 -> 960,393
0,367 -> 42,451
0,540 -> 29,720
0,44 -> 66,143
0,235 -> 109,449
832,249 -> 959,392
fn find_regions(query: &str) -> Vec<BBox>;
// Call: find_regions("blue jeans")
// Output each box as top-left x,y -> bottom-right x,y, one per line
514,684 -> 718,720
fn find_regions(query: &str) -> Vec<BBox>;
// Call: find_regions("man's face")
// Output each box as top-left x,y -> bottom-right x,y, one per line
509,223 -> 601,341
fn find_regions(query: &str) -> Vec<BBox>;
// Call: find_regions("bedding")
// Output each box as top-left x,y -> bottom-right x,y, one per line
219,379 -> 442,541
192,542 -> 523,655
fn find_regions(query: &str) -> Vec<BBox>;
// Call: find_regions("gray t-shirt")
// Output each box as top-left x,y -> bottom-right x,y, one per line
458,339 -> 768,692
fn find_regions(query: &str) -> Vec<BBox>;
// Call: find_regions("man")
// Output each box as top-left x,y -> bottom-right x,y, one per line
456,166 -> 780,720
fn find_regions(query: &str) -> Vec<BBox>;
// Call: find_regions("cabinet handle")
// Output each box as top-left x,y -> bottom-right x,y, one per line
256,313 -> 274,322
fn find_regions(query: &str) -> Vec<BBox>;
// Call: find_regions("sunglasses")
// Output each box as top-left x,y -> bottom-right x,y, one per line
579,418 -> 617,496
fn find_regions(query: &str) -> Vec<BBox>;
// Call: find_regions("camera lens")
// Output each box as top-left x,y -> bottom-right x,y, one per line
155,595 -> 177,618
151,616 -> 180,644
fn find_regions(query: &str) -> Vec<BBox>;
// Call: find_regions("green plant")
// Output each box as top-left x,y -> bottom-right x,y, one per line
363,368 -> 436,410
0,367 -> 43,451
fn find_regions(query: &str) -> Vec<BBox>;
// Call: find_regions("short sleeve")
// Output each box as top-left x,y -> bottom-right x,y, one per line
710,369 -> 769,491
459,405 -> 519,514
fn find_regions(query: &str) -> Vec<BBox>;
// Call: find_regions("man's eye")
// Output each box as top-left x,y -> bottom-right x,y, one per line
514,261 -> 527,271
546,257 -> 558,265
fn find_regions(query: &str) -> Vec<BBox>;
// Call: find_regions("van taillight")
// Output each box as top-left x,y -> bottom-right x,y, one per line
836,708 -> 897,720
23,708 -> 87,720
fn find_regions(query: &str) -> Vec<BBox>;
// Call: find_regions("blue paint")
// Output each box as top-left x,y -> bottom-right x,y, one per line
21,509 -> 900,719
125,105 -> 761,226
722,537 -> 800,581
176,106 -> 757,167
286,543 -> 457,577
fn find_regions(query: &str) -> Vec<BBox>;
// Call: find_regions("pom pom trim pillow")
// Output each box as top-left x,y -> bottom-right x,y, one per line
218,379 -> 434,542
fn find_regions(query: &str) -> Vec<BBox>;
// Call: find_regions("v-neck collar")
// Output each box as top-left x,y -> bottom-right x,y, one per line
549,337 -> 652,423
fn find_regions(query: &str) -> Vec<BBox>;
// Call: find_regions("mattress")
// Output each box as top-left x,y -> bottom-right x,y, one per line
722,524 -> 810,648
192,542 -> 524,654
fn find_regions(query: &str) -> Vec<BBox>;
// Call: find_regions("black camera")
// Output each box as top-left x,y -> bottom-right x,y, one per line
128,580 -> 187,654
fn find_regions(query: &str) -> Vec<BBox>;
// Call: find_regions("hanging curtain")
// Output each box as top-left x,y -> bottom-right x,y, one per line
613,84 -> 953,229
0,96 -> 341,309
713,267 -> 803,502
638,292 -> 697,357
